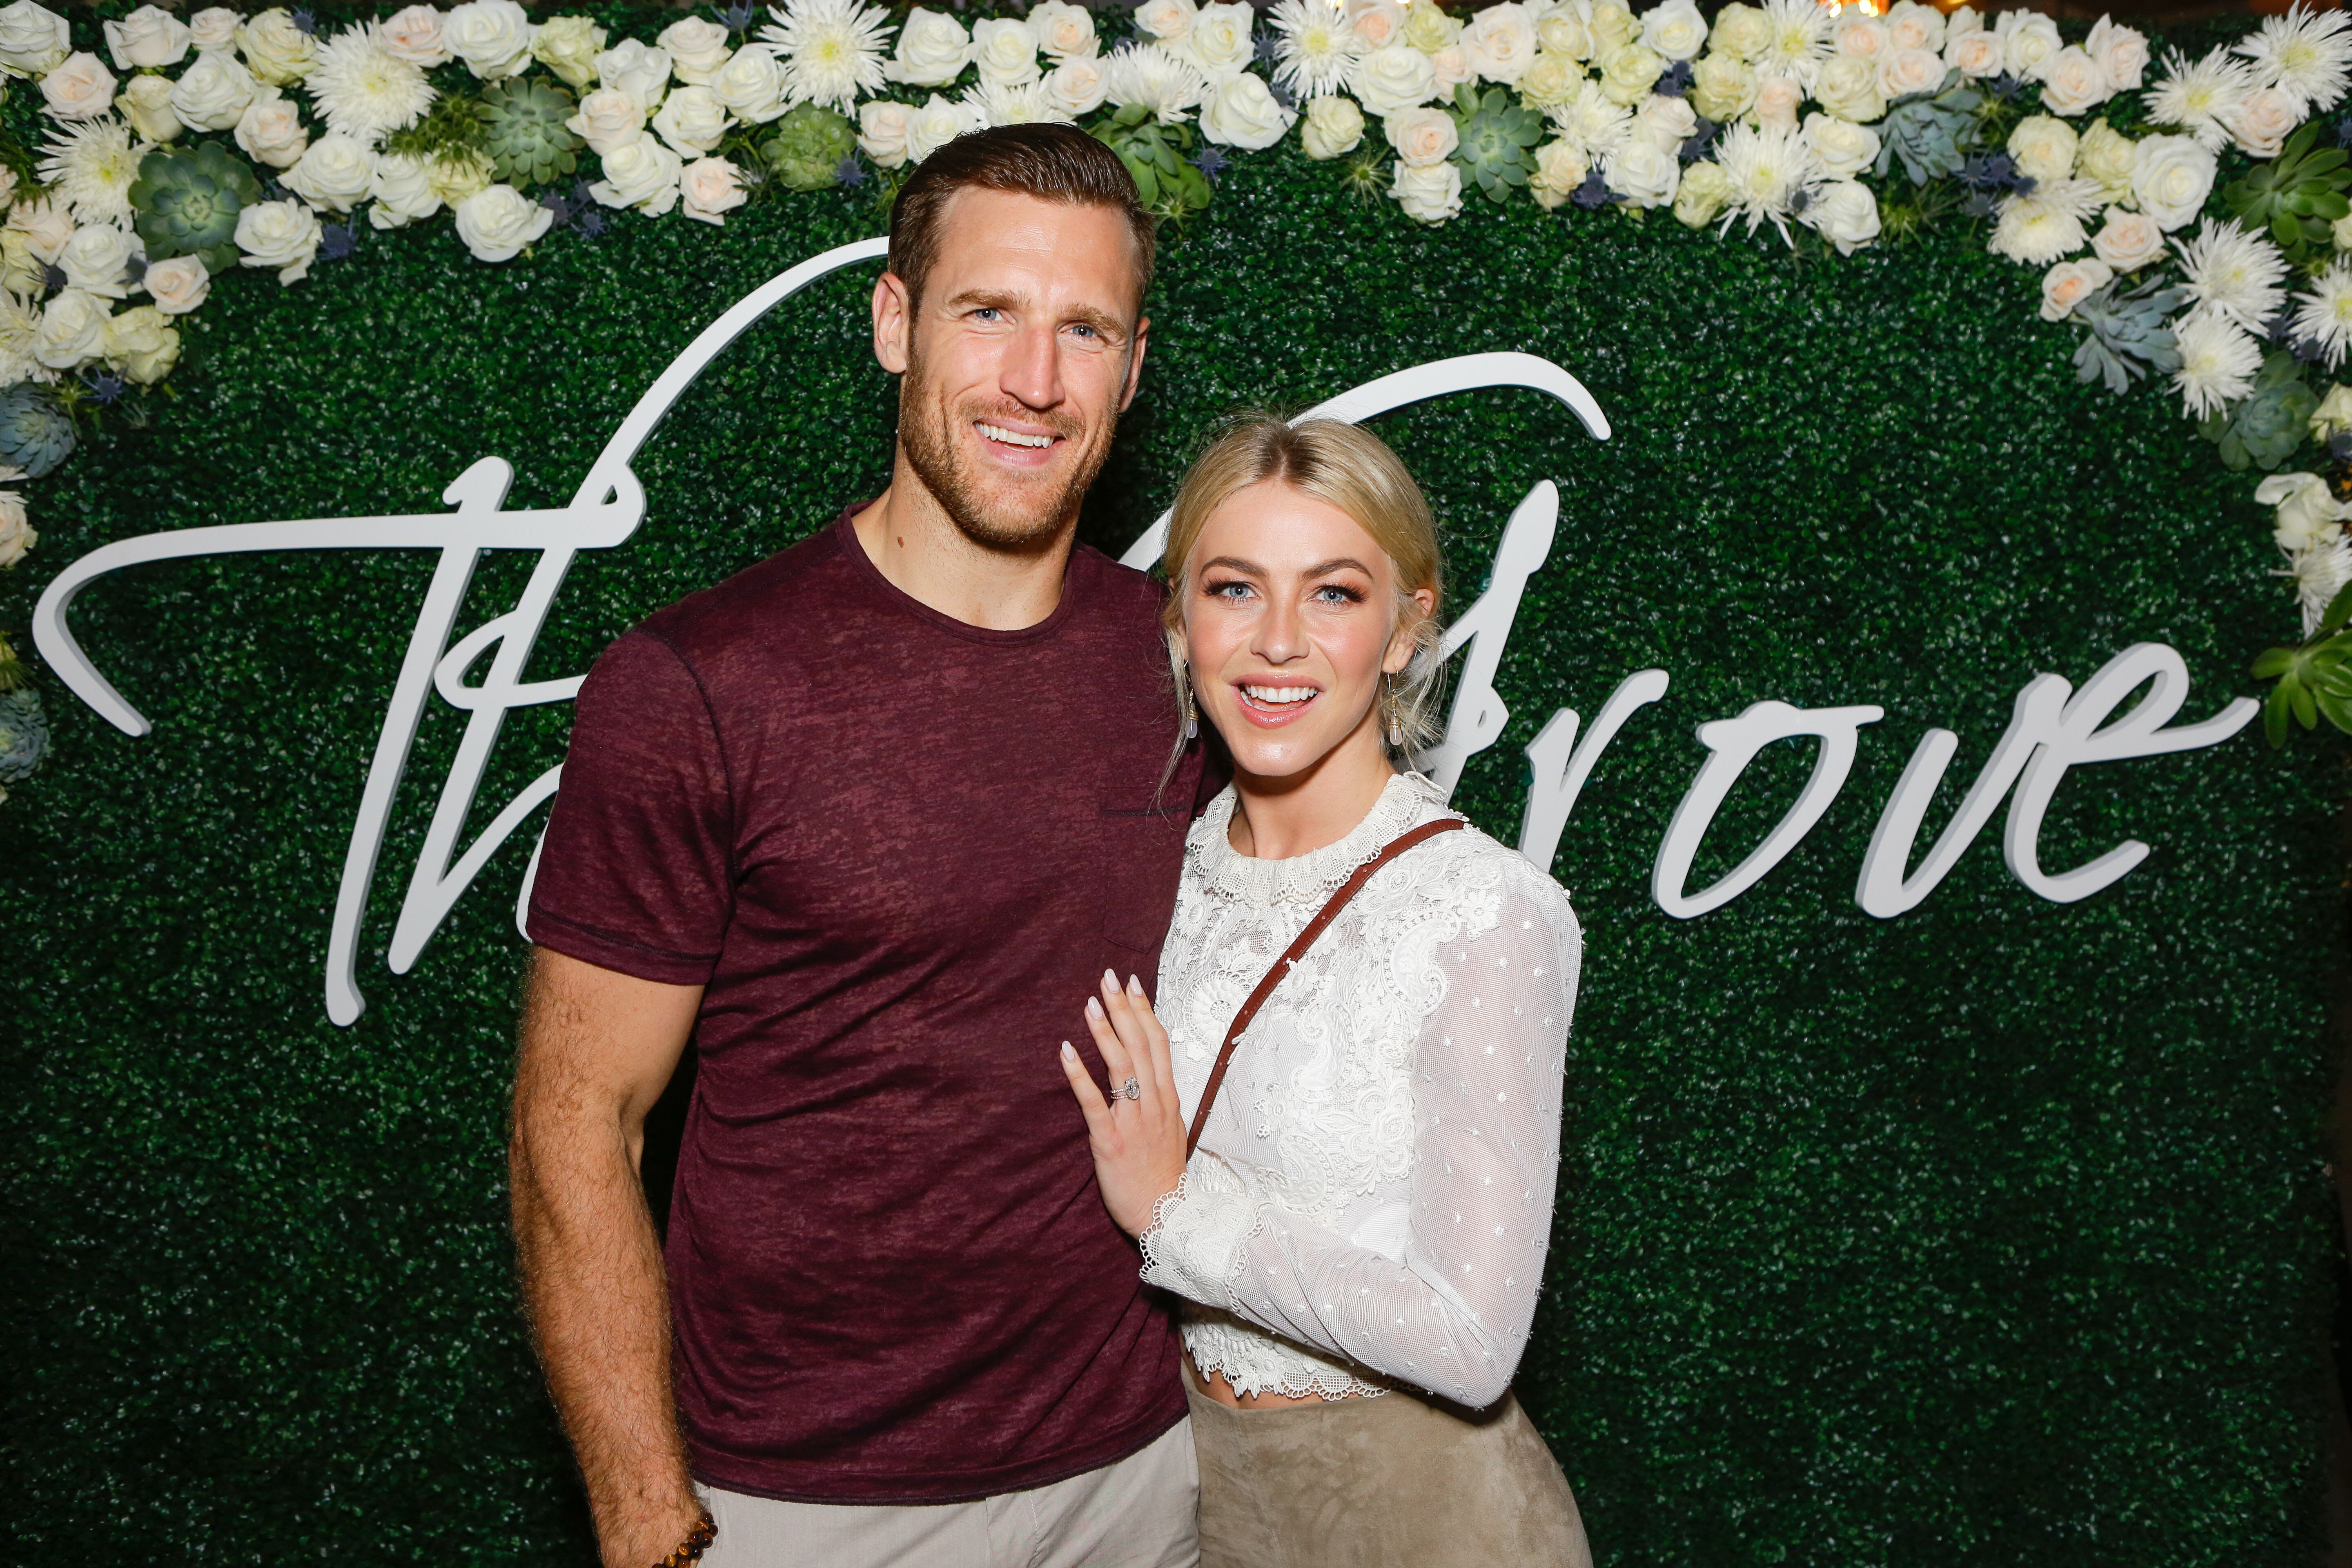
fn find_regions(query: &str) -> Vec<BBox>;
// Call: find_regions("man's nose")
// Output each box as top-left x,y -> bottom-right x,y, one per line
1000,319 -> 1064,411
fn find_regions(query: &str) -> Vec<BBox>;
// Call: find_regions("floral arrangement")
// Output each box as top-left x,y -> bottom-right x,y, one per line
7,0 -> 2352,792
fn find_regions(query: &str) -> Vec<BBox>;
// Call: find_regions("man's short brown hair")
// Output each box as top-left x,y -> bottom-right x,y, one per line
887,124 -> 1157,318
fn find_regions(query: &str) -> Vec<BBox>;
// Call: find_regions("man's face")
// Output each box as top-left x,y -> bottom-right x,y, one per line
875,190 -> 1149,550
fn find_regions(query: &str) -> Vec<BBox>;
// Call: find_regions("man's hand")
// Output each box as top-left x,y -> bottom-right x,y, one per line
1058,969 -> 1190,1239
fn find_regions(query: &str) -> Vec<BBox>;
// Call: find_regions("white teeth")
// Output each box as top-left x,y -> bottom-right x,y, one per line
978,422 -> 1052,448
1243,685 -> 1316,705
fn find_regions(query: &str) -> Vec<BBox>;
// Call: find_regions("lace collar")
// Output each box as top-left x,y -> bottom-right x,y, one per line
1192,771 -> 1452,906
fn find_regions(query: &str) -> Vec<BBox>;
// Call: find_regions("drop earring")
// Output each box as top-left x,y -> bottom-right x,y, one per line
1185,690 -> 1199,741
1383,677 -> 1403,749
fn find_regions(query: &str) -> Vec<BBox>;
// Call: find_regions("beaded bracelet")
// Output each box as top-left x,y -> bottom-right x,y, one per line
653,1509 -> 717,1568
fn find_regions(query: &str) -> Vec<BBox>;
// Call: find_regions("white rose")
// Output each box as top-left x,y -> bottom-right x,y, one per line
236,9 -> 316,85
857,98 -> 912,167
117,74 -> 184,142
1516,49 -> 1577,109
2077,119 -> 2135,200
651,84 -> 728,156
1812,54 -> 1883,122
1177,0 -> 1252,78
2007,115 -> 2076,185
284,133 -> 375,213
60,223 -> 138,298
40,53 -> 117,120
532,16 -> 608,90
971,16 -> 1042,87
234,197 -> 320,283
1300,92 -> 1363,158
2037,257 -> 2113,321
1884,2 -> 1943,55
1637,0 -> 1704,63
567,87 -> 647,155
35,287 -> 105,368
7,196 -> 69,264
1597,41 -> 1662,105
169,51 -> 258,131
1133,0 -> 1197,45
1834,17 -> 1886,60
2227,87 -> 2298,160
1536,7 -> 1590,62
104,4 -> 191,69
444,0 -> 532,80
1998,10 -> 2058,81
1604,138 -> 1677,207
0,0 -> 66,76
1350,0 -> 1407,52
1029,0 -> 1098,61
2089,206 -> 2164,269
659,17 -> 733,85
902,91 -> 984,163
1527,138 -> 1587,208
1752,72 -> 1802,130
2260,473 -> 2350,551
887,8 -> 972,87
1709,3 -> 1767,62
712,45 -> 788,123
0,492 -> 33,567
597,38 -> 673,111
453,183 -> 551,261
103,303 -> 179,383
1044,57 -> 1109,117
1459,2 -> 1536,84
234,89 -> 309,169
374,5 -> 449,66
587,130 -> 683,214
368,150 -> 442,228
189,7 -> 243,54
2038,45 -> 2109,117
1804,177 -> 1879,254
1390,158 -> 1460,222
2085,15 -> 2145,93
1427,44 -> 1474,91
1690,52 -> 1756,121
2316,384 -> 2352,439
1588,0 -> 1635,53
1944,29 -> 2001,80
143,253 -> 210,314
1804,111 -> 1879,178
1674,159 -> 1732,225
1878,46 -> 1942,100
1632,91 -> 1696,152
1349,43 -> 1437,114
2131,134 -> 2216,232
1382,105 -> 1455,166
1200,71 -> 1292,148
679,155 -> 745,225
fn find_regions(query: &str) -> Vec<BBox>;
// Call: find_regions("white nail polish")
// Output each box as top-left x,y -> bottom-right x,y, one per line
1060,1041 -> 1075,1061
1086,996 -> 1103,1019
1127,974 -> 1143,994
1102,968 -> 1118,988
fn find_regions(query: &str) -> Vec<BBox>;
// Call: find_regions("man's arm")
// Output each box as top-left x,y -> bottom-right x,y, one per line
511,946 -> 708,1568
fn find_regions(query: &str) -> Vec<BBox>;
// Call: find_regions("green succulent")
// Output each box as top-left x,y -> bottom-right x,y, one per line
763,103 -> 856,192
2224,120 -> 2352,261
2255,577 -> 2352,746
479,78 -> 580,188
0,383 -> 72,479
2069,277 -> 2186,396
2198,350 -> 2319,470
0,686 -> 47,784
1447,84 -> 1542,204
1090,105 -> 1211,222
126,141 -> 263,273
1873,73 -> 1981,185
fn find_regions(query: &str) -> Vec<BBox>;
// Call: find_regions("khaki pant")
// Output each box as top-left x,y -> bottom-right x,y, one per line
697,1418 -> 1199,1568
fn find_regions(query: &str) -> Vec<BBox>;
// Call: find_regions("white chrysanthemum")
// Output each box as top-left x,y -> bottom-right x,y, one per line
2172,216 -> 2288,334
962,79 -> 1071,126
303,27 -> 434,145
761,0 -> 893,113
1987,176 -> 2100,266
1753,0 -> 1831,90
2292,262 -> 2352,371
1268,0 -> 1363,98
1711,119 -> 1820,243
2286,535 -> 2352,633
1105,41 -> 1206,125
2171,308 -> 2262,419
0,290 -> 52,387
2145,45 -> 2252,152
37,118 -> 138,227
2236,1 -> 2352,117
1546,78 -> 1631,164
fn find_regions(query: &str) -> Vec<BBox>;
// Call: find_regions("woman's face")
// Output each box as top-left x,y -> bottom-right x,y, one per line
1175,479 -> 1434,782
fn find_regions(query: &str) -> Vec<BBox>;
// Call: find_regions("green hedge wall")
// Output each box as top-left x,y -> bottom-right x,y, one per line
4,53 -> 2345,1568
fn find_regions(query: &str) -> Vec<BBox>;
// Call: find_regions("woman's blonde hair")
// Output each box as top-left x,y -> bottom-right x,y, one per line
1161,415 -> 1447,764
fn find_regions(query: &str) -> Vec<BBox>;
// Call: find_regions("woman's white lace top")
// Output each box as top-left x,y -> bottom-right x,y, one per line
1139,771 -> 1580,1408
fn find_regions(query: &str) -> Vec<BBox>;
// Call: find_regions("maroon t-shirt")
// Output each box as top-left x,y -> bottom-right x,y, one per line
528,509 -> 1204,1504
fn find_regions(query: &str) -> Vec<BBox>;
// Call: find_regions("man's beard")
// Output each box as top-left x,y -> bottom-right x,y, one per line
896,345 -> 1116,551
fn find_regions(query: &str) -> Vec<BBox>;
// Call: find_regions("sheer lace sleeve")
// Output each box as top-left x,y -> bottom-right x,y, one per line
1141,874 -> 1579,1408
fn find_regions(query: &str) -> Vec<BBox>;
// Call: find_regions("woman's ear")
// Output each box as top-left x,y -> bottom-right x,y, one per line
1382,587 -> 1437,675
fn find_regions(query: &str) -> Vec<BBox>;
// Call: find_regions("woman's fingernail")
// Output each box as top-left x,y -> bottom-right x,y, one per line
1127,974 -> 1143,994
1060,1041 -> 1076,1062
1102,968 -> 1118,989
1086,997 -> 1104,1020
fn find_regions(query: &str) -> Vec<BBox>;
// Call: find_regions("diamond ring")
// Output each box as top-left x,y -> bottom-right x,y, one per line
1110,1077 -> 1142,1102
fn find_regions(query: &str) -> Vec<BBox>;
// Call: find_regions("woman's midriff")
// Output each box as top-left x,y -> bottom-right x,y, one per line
1184,1350 -> 1356,1410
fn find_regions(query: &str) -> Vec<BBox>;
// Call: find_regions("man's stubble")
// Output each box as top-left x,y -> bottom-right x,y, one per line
896,336 -> 1121,552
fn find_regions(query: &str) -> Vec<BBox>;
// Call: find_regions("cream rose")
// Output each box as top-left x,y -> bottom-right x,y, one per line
1535,7 -> 1589,62
902,92 -> 984,164
1998,11 -> 2059,81
971,16 -> 1042,87
35,287 -> 106,369
118,74 -> 184,142
567,87 -> 647,155
597,39 -> 673,111
1944,28 -> 2001,80
2085,15 -> 2146,93
588,130 -> 682,214
1805,178 -> 1880,254
1382,105 -> 1456,166
142,254 -> 211,314
453,183 -> 551,261
1674,158 -> 1733,227
1300,92 -> 1364,158
857,98 -> 912,167
532,16 -> 607,90
2077,120 -> 2134,201
425,147 -> 492,205
1390,158 -> 1461,223
2038,257 -> 2113,321
189,7 -> 242,54
1044,57 -> 1108,116
2261,472 -> 2350,549
1464,2 -> 1538,82
1804,111 -> 1879,179
444,0 -> 532,80
887,8 -> 972,87
0,492 -> 34,568
234,89 -> 309,169
1177,1 -> 1252,79
2038,45 -> 2109,117
1691,52 -> 1757,122
1638,0 -> 1705,63
1029,1 -> 1098,61
1134,0 -> 1196,43
1527,138 -> 1587,208
1403,0 -> 1457,54
374,5 -> 450,65
2132,134 -> 2216,232
1349,0 -> 1407,51
1710,3 -> 1767,62
1884,2 -> 1943,55
1517,51 -> 1578,109
658,17 -> 732,85
1349,43 -> 1437,114
234,198 -> 321,283
713,45 -> 788,123
1604,139 -> 1677,207
170,51 -> 258,131
1834,17 -> 1886,61
1587,0 -> 1634,54
1634,92 -> 1697,154
368,150 -> 442,228
2314,386 -> 2352,441
2007,115 -> 2076,185
2227,87 -> 2298,160
236,9 -> 317,85
1597,42 -> 1662,106
60,223 -> 138,298
7,196 -> 70,265
2090,205 -> 2165,270
285,133 -> 376,212
1752,72 -> 1802,130
1200,71 -> 1293,149
103,303 -> 178,383
650,84 -> 728,156
1813,55 -> 1884,122
104,4 -> 191,70
0,0 -> 67,76
1878,45 -> 1942,98
679,156 -> 745,225
40,53 -> 118,120
1426,43 -> 1473,91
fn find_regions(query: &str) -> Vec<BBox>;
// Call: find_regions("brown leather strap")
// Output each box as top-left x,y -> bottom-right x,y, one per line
1185,817 -> 1467,1159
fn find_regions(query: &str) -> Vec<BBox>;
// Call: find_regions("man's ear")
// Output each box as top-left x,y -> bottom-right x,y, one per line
873,271 -> 912,375
1117,315 -> 1150,413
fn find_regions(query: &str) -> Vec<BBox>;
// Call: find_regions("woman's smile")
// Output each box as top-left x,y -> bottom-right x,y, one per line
1233,680 -> 1323,725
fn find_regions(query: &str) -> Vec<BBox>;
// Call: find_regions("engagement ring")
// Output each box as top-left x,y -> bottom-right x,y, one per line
1111,1077 -> 1141,1101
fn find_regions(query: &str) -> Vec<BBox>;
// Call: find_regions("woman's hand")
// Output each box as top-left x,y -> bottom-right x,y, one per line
1058,969 -> 1189,1240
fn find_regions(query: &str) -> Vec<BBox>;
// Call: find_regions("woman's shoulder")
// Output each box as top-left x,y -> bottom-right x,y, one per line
1414,808 -> 1578,927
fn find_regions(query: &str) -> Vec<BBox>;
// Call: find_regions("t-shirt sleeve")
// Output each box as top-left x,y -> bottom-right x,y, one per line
526,628 -> 735,985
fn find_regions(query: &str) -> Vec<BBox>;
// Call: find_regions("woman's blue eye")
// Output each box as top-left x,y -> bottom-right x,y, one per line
1314,586 -> 1361,604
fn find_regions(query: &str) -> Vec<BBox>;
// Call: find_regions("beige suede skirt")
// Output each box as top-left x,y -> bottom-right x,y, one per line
1183,1377 -> 1591,1568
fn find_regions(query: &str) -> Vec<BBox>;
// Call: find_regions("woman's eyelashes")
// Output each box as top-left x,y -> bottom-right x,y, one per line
1199,577 -> 1367,606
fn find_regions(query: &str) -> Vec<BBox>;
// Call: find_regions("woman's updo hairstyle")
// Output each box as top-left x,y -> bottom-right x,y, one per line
1160,415 -> 1447,764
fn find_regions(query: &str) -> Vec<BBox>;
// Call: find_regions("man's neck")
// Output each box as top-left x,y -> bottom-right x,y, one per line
851,456 -> 1078,632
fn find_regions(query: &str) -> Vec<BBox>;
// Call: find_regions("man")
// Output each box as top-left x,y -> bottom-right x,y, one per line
510,125 -> 1207,1568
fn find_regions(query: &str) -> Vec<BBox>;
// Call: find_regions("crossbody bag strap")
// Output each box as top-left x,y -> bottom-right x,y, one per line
1183,816 -> 1467,1160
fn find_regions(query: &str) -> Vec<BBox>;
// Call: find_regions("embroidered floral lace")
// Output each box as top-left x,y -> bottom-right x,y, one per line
1138,772 -> 1581,1408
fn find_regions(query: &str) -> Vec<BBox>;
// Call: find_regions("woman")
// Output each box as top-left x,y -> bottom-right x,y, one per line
1055,416 -> 1590,1568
